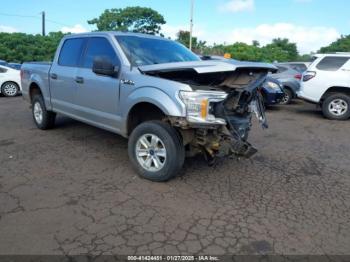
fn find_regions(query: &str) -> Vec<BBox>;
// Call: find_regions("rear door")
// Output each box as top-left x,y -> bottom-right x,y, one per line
50,37 -> 86,115
74,37 -> 122,131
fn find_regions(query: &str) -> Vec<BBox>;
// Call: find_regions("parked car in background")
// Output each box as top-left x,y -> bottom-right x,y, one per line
298,53 -> 350,120
278,62 -> 310,73
0,65 -> 22,97
260,76 -> 285,106
21,32 -> 276,181
270,64 -> 301,104
0,60 -> 8,66
8,63 -> 22,70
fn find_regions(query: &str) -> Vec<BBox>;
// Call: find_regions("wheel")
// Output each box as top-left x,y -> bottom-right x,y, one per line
128,121 -> 185,182
280,88 -> 292,105
322,93 -> 350,120
1,82 -> 19,97
32,94 -> 56,129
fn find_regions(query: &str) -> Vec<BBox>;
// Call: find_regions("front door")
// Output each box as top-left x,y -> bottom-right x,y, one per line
74,37 -> 122,132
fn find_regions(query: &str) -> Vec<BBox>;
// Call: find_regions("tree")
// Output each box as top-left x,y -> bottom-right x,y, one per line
87,6 -> 166,35
0,32 -> 66,63
176,30 -> 206,52
263,38 -> 298,62
319,35 -> 350,53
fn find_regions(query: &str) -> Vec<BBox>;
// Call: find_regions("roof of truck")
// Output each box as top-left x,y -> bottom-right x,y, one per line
63,31 -> 168,41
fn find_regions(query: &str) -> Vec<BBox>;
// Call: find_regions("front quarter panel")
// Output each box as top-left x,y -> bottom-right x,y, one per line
118,69 -> 191,135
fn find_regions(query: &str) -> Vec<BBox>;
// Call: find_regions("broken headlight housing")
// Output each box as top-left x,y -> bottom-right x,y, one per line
179,90 -> 227,125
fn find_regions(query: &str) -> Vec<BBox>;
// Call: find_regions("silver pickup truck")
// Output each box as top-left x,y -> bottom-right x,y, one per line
21,32 -> 276,181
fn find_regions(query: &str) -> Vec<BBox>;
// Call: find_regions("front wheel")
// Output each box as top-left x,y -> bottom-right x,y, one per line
128,121 -> 185,182
322,93 -> 350,120
280,88 -> 292,105
1,82 -> 19,97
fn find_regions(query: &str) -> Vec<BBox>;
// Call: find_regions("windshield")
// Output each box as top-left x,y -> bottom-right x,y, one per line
116,35 -> 200,66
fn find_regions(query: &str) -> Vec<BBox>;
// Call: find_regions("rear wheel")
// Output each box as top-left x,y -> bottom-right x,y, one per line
322,93 -> 350,120
128,121 -> 185,182
280,88 -> 292,105
32,94 -> 56,129
1,82 -> 19,97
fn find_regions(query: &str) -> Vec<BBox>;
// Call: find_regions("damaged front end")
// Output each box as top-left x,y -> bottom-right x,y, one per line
140,61 -> 275,162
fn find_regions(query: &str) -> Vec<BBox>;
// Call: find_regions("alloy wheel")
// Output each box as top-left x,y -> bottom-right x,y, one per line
135,134 -> 167,172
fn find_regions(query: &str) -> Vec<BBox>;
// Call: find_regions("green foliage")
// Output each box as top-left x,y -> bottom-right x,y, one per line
87,6 -> 166,35
196,38 -> 299,62
176,30 -> 206,52
0,32 -> 65,63
318,35 -> 350,53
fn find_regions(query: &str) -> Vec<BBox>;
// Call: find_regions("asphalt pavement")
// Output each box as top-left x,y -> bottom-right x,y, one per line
0,97 -> 349,255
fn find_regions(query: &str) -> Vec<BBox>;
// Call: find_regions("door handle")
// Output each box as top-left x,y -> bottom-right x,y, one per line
75,76 -> 84,84
50,73 -> 57,80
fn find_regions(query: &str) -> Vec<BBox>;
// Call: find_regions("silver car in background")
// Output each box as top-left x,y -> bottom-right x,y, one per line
270,63 -> 306,104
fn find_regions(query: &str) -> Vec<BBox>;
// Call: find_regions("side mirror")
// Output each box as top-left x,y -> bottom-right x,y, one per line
92,56 -> 118,77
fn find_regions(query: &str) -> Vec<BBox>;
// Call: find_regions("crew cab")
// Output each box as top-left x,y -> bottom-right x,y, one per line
298,53 -> 350,120
21,32 -> 276,181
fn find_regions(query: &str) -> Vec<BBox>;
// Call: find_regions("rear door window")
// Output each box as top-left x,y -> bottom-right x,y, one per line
275,66 -> 287,73
290,63 -> 307,72
58,38 -> 86,67
82,37 -> 120,69
316,56 -> 349,71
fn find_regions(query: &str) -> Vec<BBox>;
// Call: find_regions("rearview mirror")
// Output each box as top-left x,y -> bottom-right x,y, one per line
92,56 -> 118,77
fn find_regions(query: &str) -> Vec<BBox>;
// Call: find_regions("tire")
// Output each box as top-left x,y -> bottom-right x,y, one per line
322,93 -> 350,120
1,82 -> 19,97
128,121 -> 185,182
280,88 -> 292,105
32,94 -> 56,129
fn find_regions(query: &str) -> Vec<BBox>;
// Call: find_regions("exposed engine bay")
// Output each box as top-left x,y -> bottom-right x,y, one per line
141,65 -> 274,163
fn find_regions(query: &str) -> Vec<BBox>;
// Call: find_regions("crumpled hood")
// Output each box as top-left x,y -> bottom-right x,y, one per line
138,60 -> 277,74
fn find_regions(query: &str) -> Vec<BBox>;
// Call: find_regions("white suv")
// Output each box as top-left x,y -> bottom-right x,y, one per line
298,53 -> 350,120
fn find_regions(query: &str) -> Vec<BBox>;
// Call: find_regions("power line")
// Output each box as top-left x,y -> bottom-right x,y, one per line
0,12 -> 73,29
0,12 -> 39,19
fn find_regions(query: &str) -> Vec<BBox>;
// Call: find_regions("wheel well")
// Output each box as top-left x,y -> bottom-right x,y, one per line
321,86 -> 350,101
29,83 -> 42,102
283,86 -> 293,95
127,102 -> 166,135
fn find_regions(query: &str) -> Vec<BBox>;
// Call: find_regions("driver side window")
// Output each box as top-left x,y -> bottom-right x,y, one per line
82,37 -> 120,69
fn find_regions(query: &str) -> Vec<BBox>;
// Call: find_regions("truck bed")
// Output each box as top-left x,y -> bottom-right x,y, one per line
21,62 -> 52,106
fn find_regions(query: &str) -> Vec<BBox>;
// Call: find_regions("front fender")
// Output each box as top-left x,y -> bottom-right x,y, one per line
123,86 -> 185,117
119,86 -> 186,135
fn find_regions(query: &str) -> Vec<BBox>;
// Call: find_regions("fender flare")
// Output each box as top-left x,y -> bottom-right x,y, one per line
28,75 -> 52,109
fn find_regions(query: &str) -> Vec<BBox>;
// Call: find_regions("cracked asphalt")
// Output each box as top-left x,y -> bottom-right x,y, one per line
0,97 -> 349,255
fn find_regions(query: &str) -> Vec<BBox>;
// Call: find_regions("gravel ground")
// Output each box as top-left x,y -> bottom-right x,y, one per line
0,96 -> 349,255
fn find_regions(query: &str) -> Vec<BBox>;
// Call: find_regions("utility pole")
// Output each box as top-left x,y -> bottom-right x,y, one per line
189,0 -> 194,50
41,11 -> 45,36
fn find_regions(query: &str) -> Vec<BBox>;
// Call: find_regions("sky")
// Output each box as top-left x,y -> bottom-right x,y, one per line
0,0 -> 349,54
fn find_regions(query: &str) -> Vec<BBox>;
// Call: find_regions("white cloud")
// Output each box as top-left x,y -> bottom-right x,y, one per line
60,24 -> 88,34
0,25 -> 18,33
200,23 -> 340,54
218,0 -> 254,13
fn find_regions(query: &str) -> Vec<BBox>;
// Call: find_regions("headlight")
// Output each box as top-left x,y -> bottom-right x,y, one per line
266,81 -> 280,89
179,90 -> 227,124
